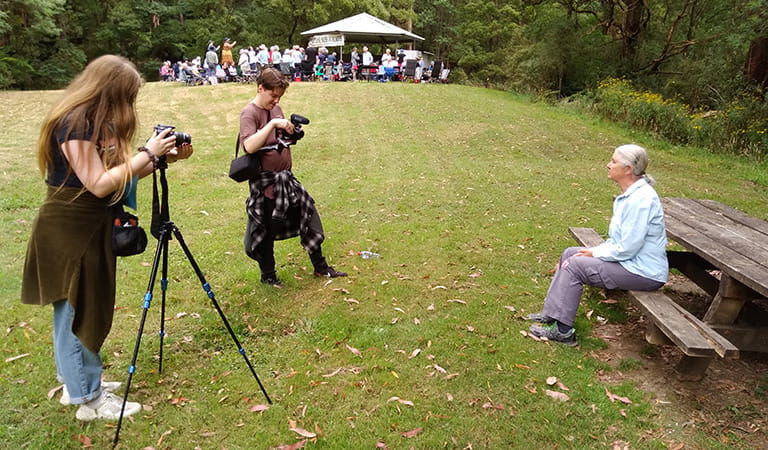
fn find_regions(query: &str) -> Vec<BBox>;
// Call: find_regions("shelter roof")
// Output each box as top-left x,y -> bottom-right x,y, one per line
300,12 -> 424,44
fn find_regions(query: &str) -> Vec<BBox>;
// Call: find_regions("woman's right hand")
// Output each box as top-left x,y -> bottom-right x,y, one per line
143,127 -> 178,158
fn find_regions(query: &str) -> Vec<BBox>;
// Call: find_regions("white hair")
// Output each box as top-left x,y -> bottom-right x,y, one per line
614,144 -> 656,186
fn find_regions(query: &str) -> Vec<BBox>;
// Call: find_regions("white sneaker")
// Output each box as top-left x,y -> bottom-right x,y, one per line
60,380 -> 122,405
75,392 -> 142,421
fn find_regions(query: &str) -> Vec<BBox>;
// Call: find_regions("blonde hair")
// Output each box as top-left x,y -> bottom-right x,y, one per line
37,55 -> 142,203
614,144 -> 656,187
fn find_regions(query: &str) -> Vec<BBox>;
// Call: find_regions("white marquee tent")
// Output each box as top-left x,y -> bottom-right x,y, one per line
300,12 -> 424,47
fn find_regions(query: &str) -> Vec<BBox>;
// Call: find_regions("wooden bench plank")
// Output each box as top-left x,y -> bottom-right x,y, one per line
567,227 -> 739,362
628,290 -> 719,357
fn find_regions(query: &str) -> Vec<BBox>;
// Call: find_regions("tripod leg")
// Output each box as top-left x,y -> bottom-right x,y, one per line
114,226 -> 170,446
158,237 -> 169,373
170,224 -> 272,404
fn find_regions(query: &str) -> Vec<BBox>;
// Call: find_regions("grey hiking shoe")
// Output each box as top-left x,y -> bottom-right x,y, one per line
529,323 -> 577,347
526,312 -> 555,323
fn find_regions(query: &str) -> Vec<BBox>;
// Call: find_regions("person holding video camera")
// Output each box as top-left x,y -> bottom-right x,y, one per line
20,55 -> 193,421
239,67 -> 346,287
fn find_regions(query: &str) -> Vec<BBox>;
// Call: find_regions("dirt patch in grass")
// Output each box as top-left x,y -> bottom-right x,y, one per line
589,276 -> 767,448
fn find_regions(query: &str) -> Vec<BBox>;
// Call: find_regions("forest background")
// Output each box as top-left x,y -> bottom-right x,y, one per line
1,0 -> 767,156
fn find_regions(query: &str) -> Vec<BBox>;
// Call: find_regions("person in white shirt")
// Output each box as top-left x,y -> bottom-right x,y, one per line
527,144 -> 668,346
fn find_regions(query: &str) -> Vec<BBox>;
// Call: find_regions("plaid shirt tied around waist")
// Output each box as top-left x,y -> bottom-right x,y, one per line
245,170 -> 324,255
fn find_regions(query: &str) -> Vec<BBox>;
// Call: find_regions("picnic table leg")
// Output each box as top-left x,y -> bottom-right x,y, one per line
675,355 -> 712,381
704,274 -> 749,325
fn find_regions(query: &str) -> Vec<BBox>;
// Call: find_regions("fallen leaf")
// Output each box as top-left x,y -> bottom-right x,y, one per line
431,285 -> 447,290
600,299 -> 619,304
545,389 -> 570,402
427,304 -> 435,311
466,325 -> 475,332
514,364 -> 531,370
387,396 -> 415,407
346,344 -> 362,357
482,401 -> 505,410
401,427 -> 423,438
413,317 -> 421,325
605,388 -> 632,404
48,384 -> 64,400
408,349 -> 421,359
546,376 -> 557,386
394,307 -> 405,313
250,404 -> 270,412
279,440 -> 307,450
447,299 -> 466,304
469,272 -> 482,278
74,434 -> 92,448
343,297 -> 359,304
376,441 -> 388,449
289,427 -> 316,438
504,306 -> 517,312
5,353 -> 30,363
556,381 -> 570,391
322,368 -> 343,377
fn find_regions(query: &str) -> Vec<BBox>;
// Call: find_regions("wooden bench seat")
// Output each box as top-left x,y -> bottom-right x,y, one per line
568,227 -> 739,380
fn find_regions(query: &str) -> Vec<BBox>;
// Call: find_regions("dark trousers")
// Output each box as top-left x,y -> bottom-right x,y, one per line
255,197 -> 327,280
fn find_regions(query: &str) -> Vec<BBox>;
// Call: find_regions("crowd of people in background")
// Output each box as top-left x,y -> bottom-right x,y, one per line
158,38 -> 442,85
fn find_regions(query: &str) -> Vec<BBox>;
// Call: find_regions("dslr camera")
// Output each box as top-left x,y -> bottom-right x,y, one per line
154,124 -> 192,147
278,114 -> 310,146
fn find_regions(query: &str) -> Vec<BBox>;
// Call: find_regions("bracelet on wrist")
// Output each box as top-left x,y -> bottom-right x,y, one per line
138,146 -> 160,167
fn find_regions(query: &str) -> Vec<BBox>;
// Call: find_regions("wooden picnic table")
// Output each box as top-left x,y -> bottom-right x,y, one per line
661,197 -> 768,354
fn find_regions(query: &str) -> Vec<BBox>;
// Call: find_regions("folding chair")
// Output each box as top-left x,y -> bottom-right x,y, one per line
299,60 -> 315,81
438,68 -> 450,83
429,61 -> 443,83
402,60 -> 418,82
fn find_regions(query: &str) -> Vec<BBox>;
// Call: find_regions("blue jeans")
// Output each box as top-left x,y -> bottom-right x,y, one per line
53,300 -> 102,404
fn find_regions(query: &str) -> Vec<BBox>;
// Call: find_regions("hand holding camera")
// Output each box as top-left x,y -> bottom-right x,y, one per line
277,114 -> 309,147
147,124 -> 194,164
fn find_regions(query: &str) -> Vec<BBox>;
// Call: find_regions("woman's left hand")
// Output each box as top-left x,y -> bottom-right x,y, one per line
575,248 -> 593,257
166,143 -> 194,163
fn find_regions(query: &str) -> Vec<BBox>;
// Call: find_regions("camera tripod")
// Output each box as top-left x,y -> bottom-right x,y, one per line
114,159 -> 271,446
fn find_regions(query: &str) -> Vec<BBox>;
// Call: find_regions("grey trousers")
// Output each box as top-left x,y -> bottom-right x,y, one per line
541,247 -> 664,327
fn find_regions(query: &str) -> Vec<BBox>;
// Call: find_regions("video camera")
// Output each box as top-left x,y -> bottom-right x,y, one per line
278,114 -> 310,146
154,124 -> 192,147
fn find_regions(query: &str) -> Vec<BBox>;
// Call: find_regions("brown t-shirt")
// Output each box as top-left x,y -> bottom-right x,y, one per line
239,102 -> 292,198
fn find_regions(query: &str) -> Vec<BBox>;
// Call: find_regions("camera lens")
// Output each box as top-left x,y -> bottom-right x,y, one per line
174,132 -> 192,146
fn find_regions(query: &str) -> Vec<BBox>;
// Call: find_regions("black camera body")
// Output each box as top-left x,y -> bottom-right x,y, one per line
278,114 -> 310,145
154,124 -> 192,147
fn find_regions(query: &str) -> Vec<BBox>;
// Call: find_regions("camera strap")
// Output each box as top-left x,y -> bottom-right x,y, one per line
150,162 -> 170,240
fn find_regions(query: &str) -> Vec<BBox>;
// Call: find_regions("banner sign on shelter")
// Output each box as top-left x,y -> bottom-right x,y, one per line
308,33 -> 345,48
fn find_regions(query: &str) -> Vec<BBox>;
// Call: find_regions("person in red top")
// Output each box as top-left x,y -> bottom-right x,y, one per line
238,68 -> 346,287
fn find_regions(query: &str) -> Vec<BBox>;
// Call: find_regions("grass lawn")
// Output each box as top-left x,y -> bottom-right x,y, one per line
1,80 -> 767,449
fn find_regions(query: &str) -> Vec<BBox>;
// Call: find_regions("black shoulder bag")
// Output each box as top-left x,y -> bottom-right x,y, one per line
228,133 -> 261,182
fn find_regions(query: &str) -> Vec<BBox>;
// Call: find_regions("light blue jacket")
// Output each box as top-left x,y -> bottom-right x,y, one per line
591,178 -> 669,283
